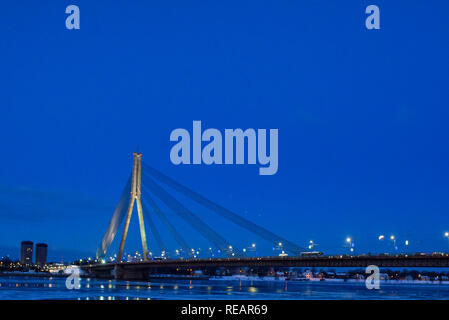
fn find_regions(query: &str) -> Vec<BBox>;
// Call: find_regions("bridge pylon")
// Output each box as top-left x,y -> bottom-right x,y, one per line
117,152 -> 149,262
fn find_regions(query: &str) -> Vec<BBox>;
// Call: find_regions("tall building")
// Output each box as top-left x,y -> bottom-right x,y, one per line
20,241 -> 33,265
35,243 -> 48,266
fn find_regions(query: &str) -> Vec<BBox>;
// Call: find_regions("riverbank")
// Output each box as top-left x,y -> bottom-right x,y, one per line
2,271 -> 449,286
210,275 -> 449,285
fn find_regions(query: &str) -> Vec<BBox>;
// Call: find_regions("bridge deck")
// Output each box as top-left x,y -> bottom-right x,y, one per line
85,254 -> 449,272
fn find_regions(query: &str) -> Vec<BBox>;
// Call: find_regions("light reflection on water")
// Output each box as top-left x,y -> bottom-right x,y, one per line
0,276 -> 448,300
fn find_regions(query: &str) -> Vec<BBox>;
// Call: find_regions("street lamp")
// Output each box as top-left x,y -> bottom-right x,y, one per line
346,237 -> 354,254
378,235 -> 386,254
308,240 -> 314,250
308,240 -> 319,251
274,242 -> 283,255
405,240 -> 409,253
250,243 -> 257,257
390,235 -> 397,252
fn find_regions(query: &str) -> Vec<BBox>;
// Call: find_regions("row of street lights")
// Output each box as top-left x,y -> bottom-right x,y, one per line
344,235 -> 404,253
95,232 -> 449,262
344,232 -> 449,254
164,243 -> 259,259
378,234 -> 403,252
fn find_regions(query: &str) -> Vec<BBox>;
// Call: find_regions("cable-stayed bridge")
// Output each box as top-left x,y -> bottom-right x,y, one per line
96,152 -> 305,262
85,153 -> 449,280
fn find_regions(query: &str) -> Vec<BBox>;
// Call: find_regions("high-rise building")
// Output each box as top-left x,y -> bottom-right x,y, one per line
20,241 -> 33,265
35,243 -> 48,266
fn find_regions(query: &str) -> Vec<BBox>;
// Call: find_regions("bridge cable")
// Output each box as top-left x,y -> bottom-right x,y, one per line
141,174 -> 241,257
96,174 -> 132,259
142,163 -> 305,255
141,189 -> 192,257
140,201 -> 168,257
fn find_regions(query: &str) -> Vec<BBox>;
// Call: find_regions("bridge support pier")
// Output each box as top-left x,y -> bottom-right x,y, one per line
114,264 -> 149,281
86,267 -> 114,279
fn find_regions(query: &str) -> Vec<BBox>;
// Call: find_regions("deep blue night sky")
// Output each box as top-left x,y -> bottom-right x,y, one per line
0,1 -> 448,261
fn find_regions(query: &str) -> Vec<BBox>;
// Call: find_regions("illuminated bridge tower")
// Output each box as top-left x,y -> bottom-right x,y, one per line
117,152 -> 149,262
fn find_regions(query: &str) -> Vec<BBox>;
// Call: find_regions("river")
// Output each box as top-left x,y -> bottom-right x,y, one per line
1,275 -> 449,300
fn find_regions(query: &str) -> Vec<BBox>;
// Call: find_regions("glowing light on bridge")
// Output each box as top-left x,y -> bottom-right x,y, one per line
345,237 -> 355,254
389,235 -> 398,251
